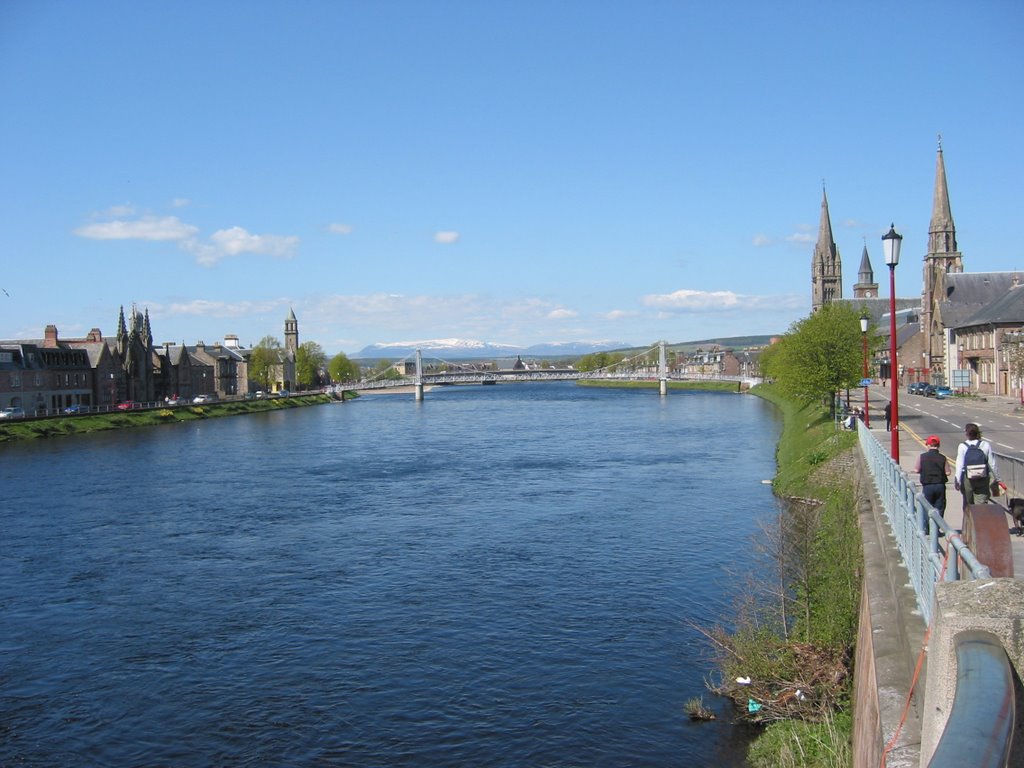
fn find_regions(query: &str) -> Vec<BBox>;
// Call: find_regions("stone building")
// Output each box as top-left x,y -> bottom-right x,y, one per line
810,187 -> 843,312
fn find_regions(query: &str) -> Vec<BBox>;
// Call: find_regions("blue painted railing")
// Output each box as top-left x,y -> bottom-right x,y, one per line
857,421 -> 991,625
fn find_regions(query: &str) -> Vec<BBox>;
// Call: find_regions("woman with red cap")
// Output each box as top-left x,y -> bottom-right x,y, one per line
916,435 -> 950,522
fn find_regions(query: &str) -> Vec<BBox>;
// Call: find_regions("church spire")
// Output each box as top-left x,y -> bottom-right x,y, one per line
811,185 -> 842,312
921,136 -> 964,381
928,135 -> 957,255
853,241 -> 879,298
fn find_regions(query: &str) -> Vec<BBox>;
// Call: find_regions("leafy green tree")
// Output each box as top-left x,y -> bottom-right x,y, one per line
328,352 -> 361,383
249,335 -> 282,390
575,351 -> 626,372
295,341 -> 327,389
762,303 -> 873,417
371,359 -> 403,380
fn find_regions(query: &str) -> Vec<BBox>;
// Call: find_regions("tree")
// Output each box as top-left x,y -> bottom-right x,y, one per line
575,351 -> 626,372
762,303 -> 874,417
328,352 -> 361,383
295,341 -> 327,389
249,335 -> 282,390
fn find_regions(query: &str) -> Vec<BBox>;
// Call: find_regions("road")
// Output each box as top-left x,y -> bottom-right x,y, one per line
883,385 -> 1024,459
862,382 -> 1024,575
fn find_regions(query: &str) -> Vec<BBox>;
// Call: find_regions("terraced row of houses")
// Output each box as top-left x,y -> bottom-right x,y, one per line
0,308 -> 300,415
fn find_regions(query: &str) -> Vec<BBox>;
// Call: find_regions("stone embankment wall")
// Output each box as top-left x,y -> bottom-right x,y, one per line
852,451 -> 1024,767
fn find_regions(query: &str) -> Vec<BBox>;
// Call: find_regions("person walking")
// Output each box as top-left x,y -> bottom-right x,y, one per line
954,422 -> 999,507
915,435 -> 949,524
884,402 -> 892,431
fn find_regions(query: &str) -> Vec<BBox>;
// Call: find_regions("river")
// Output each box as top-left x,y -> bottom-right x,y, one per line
0,381 -> 781,766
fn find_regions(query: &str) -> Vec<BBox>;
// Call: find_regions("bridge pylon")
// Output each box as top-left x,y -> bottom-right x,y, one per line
659,341 -> 668,396
415,349 -> 424,401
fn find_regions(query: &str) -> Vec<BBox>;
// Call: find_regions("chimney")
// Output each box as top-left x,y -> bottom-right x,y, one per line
44,325 -> 58,348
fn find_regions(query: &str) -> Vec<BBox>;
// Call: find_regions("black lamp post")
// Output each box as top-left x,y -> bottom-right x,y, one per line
860,312 -> 870,427
882,224 -> 903,461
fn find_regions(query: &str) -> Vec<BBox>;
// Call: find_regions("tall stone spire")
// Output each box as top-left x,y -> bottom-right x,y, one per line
928,136 -> 959,256
811,185 -> 842,312
853,241 -> 879,298
922,136 -> 964,378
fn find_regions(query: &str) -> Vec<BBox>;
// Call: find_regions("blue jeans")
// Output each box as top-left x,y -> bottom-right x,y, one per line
922,483 -> 946,517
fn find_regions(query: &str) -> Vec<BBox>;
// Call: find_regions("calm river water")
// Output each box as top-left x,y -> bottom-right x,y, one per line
1,382 -> 781,766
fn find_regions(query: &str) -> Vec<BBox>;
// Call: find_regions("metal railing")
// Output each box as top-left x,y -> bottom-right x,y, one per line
857,421 -> 992,625
994,450 -> 1024,500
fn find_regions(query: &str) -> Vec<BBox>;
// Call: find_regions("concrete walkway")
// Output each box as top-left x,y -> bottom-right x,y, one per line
856,387 -> 1024,576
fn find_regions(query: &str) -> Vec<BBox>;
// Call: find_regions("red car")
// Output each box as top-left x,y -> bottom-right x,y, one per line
116,400 -> 137,410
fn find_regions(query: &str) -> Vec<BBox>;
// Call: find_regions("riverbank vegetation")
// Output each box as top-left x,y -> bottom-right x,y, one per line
700,382 -> 860,767
576,379 -> 741,393
0,393 -> 342,442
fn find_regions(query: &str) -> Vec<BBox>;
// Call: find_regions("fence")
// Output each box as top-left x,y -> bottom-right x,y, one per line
856,420 -> 992,625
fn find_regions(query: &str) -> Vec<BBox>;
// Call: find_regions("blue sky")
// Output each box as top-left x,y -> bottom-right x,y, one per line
2,1 -> 1022,355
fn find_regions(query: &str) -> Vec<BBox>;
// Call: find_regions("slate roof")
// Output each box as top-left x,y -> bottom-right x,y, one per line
956,283 -> 1024,328
940,272 -> 1024,328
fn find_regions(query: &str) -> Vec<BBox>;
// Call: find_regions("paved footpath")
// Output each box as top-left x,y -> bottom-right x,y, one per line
858,389 -> 1024,577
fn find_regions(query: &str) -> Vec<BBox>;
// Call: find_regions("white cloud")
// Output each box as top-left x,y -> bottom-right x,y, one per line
74,215 -> 198,241
209,227 -> 299,258
604,309 -> 635,320
643,289 -> 741,311
547,308 -> 578,320
156,298 -> 284,318
171,198 -> 191,208
434,230 -> 460,244
328,223 -> 353,235
641,289 -> 803,313
752,234 -> 773,247
76,205 -> 301,267
785,232 -> 815,244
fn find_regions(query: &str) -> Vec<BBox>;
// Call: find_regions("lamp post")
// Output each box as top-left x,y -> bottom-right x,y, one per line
882,224 -> 903,461
860,312 -> 871,427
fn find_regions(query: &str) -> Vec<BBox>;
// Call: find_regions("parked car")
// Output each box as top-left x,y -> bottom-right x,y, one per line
166,396 -> 181,406
920,384 -> 937,397
255,390 -> 266,399
63,404 -> 84,414
934,385 -> 954,399
907,382 -> 927,395
193,394 -> 213,404
278,390 -> 290,398
116,400 -> 137,410
0,406 -> 26,419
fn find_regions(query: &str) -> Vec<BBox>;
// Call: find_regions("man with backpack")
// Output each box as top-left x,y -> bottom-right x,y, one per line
953,422 -> 999,507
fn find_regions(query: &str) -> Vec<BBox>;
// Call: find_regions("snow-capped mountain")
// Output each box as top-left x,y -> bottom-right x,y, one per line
352,339 -> 628,360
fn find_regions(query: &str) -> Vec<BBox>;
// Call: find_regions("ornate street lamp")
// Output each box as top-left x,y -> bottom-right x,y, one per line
882,224 -> 903,461
860,312 -> 871,427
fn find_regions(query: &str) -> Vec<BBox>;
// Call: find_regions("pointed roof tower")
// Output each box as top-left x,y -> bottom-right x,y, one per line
853,241 -> 879,298
922,135 -> 964,378
811,185 -> 843,312
928,136 -> 958,256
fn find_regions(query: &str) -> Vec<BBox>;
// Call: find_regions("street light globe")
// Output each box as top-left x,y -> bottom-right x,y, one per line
882,224 -> 902,266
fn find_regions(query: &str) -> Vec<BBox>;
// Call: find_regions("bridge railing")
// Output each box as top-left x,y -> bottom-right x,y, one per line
857,421 -> 991,625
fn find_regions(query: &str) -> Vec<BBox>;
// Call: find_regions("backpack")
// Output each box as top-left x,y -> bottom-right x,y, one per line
963,441 -> 990,480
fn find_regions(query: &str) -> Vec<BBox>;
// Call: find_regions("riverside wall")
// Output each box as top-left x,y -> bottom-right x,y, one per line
852,449 -> 1024,767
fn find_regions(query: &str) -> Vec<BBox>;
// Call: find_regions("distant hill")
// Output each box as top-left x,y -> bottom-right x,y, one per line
353,338 -> 631,360
612,334 -> 777,356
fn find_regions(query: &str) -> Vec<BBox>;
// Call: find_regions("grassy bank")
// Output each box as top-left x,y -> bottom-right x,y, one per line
576,379 -> 741,392
707,383 -> 860,767
0,393 -> 344,442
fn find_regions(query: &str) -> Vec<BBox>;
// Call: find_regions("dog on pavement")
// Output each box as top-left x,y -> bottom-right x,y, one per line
1008,498 -> 1024,537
